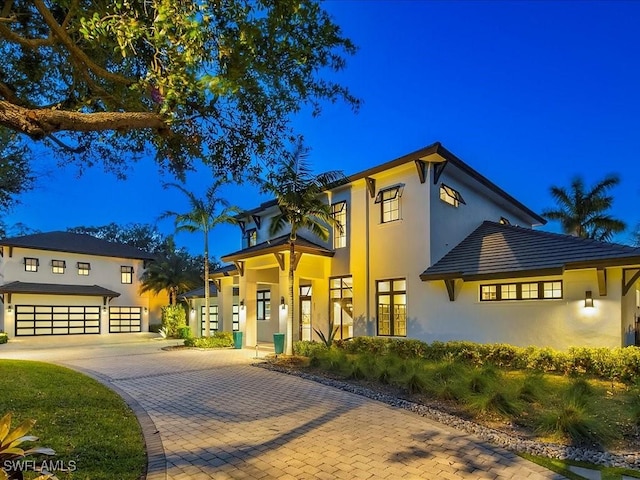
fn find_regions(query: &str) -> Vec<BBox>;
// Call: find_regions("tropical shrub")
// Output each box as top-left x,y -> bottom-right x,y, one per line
293,341 -> 328,358
184,331 -> 233,348
0,333 -> 7,345
161,305 -> 187,337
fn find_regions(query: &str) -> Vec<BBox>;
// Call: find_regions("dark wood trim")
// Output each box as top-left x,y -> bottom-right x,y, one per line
365,177 -> 376,198
433,161 -> 448,184
444,278 -> 459,301
251,215 -> 261,229
234,261 -> 245,277
415,160 -> 427,184
274,252 -> 285,271
212,279 -> 221,291
597,267 -> 607,296
238,221 -> 246,235
292,252 -> 303,271
623,268 -> 640,296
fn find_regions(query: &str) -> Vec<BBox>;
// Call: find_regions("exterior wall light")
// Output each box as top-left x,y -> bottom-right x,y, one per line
144,307 -> 148,314
584,290 -> 594,308
281,296 -> 286,310
6,304 -> 12,313
240,299 -> 245,309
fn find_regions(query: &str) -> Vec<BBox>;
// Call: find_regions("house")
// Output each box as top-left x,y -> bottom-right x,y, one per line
208,141 -> 640,350
0,231 -> 161,338
178,277 -> 240,337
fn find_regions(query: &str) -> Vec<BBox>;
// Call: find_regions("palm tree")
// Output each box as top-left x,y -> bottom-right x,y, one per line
162,180 -> 238,336
542,174 -> 626,242
264,143 -> 345,355
139,238 -> 201,305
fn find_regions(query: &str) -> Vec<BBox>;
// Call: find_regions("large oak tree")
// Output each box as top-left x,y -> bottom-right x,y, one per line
0,0 -> 358,178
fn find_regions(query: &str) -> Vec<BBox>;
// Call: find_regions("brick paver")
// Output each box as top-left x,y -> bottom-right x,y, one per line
0,335 -> 566,479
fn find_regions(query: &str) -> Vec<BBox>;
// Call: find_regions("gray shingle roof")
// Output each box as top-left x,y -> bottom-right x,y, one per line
0,281 -> 121,297
0,231 -> 155,260
178,284 -> 218,299
221,234 -> 334,262
420,221 -> 640,281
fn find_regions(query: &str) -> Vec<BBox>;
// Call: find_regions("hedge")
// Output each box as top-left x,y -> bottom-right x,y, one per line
0,332 -> 7,344
294,337 -> 640,384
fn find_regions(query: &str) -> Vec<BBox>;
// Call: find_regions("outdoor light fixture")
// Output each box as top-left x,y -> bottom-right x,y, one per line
102,306 -> 107,312
240,299 -> 245,309
6,304 -> 12,313
144,307 -> 148,314
281,296 -> 286,309
584,290 -> 594,308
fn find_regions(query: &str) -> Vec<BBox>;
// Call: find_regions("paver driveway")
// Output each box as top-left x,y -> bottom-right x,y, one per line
0,335 -> 565,480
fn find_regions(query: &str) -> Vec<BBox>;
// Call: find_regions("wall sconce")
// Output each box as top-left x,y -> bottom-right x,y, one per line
281,296 -> 286,310
144,307 -> 148,314
102,305 -> 107,313
240,299 -> 245,309
190,307 -> 195,314
584,290 -> 594,308
6,304 -> 12,313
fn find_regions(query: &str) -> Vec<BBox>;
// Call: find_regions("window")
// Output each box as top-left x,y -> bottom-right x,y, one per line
374,185 -> 404,223
121,266 -> 134,284
257,290 -> 271,321
331,201 -> 347,248
246,228 -> 257,247
77,262 -> 91,276
480,281 -> 562,301
232,305 -> 240,331
201,305 -> 219,335
24,257 -> 39,272
330,276 -> 353,339
377,279 -> 407,337
51,260 -> 66,274
439,184 -> 465,207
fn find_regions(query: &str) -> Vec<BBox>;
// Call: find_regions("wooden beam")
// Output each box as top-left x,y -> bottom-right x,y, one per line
415,160 -> 427,184
251,215 -> 261,229
597,267 -> 607,296
365,177 -> 376,198
444,278 -> 461,301
292,252 -> 303,271
433,161 -> 448,184
238,221 -> 246,235
212,279 -> 221,291
274,252 -> 285,271
622,268 -> 640,296
233,261 -> 245,277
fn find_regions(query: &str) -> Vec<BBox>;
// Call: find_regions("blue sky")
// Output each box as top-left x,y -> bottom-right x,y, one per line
6,1 -> 640,258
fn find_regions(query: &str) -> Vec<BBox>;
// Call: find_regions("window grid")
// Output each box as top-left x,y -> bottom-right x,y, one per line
24,257 -> 39,272
480,281 -> 563,301
439,184 -> 465,207
246,229 -> 257,247
257,290 -> 271,321
329,276 -> 353,340
200,305 -> 219,335
331,201 -> 347,249
52,259 -> 66,274
121,266 -> 134,284
377,278 -> 407,337
374,186 -> 403,223
77,262 -> 91,276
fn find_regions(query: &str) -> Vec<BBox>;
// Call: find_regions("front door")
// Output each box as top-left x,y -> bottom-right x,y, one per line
299,286 -> 312,341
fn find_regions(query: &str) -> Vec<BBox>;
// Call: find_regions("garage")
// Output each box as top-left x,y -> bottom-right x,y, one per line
109,306 -> 142,333
15,305 -> 101,336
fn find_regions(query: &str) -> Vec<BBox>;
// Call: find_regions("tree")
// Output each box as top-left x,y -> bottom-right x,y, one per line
0,127 -> 33,212
67,223 -> 168,253
139,238 -> 201,305
542,174 -> 626,242
162,181 -> 238,337
0,1 -> 359,179
264,143 -> 345,355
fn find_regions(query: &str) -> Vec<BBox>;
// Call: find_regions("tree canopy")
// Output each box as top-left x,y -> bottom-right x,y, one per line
0,0 -> 359,179
67,222 -> 169,253
0,127 -> 33,212
542,174 -> 626,242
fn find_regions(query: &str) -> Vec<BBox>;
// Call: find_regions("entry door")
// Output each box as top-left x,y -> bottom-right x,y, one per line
299,285 -> 312,341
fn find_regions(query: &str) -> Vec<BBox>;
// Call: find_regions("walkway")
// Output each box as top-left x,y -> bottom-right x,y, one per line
0,335 -> 566,479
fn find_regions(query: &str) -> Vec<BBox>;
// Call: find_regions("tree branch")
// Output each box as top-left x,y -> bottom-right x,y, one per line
0,100 -> 168,139
32,0 -> 133,86
0,22 -> 54,47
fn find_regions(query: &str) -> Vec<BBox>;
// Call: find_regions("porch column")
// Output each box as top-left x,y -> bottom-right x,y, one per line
278,265 -> 300,344
239,268 -> 257,347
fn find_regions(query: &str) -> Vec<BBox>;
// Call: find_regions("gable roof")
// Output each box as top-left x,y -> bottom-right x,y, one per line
0,231 -> 155,260
221,234 -> 334,262
0,281 -> 120,297
420,221 -> 640,282
178,284 -> 219,299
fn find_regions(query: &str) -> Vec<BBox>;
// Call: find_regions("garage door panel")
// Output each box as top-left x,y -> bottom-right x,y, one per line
109,306 -> 142,333
15,305 -> 101,336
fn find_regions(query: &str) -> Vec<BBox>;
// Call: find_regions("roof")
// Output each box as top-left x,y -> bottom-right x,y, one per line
0,281 -> 121,297
210,264 -> 239,277
178,284 -> 218,299
348,142 -> 546,225
221,234 -> 334,262
420,221 -> 640,282
0,231 -> 155,260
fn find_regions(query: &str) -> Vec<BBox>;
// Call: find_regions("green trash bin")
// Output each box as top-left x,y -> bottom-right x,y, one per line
273,333 -> 285,355
233,331 -> 243,349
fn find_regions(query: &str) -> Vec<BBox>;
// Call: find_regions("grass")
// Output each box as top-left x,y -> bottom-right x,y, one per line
520,453 -> 640,480
0,360 -> 145,480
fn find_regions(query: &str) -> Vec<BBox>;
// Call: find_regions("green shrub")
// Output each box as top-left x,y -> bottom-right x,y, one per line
518,373 -> 546,403
0,332 -> 7,344
184,331 -> 233,348
161,305 -> 187,337
468,390 -> 520,417
293,340 -> 328,357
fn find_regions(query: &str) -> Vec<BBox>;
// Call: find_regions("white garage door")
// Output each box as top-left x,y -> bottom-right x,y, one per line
15,305 -> 101,336
109,306 -> 142,333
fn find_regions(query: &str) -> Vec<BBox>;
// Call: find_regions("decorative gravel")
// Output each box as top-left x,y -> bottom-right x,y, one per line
256,362 -> 640,471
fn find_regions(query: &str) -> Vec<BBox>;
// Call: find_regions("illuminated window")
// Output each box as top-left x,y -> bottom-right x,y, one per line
257,290 -> 271,321
331,201 -> 347,248
200,305 -> 219,335
439,184 -> 465,208
52,260 -> 66,274
480,281 -> 562,301
77,262 -> 91,276
121,266 -> 134,284
24,257 -> 39,272
246,229 -> 257,247
330,276 -> 353,339
377,279 -> 407,337
374,185 -> 404,223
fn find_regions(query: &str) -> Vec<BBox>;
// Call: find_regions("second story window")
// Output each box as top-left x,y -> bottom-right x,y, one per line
439,184 -> 465,208
246,228 -> 257,248
121,266 -> 134,284
331,201 -> 347,249
77,262 -> 91,276
24,257 -> 39,272
52,260 -> 66,274
375,184 -> 404,223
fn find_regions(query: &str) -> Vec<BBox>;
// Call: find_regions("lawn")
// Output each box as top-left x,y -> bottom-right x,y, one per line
0,360 -> 145,480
